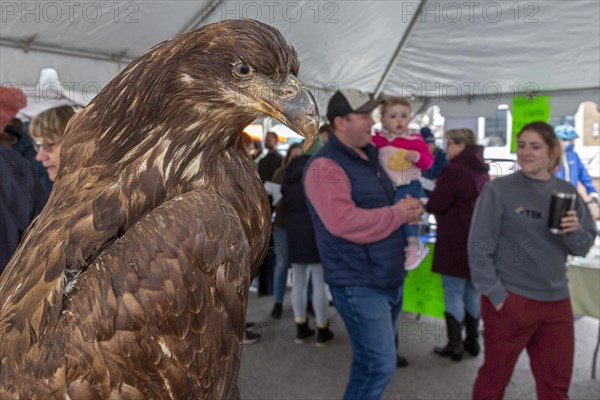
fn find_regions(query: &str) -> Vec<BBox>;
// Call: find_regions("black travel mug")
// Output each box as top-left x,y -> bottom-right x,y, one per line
548,192 -> 576,235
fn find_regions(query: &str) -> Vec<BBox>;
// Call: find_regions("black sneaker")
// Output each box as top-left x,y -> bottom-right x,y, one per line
316,327 -> 335,347
243,328 -> 261,345
396,355 -> 408,368
270,303 -> 282,319
295,322 -> 315,344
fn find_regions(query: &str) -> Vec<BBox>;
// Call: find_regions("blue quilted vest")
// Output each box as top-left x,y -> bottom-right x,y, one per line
304,133 -> 407,289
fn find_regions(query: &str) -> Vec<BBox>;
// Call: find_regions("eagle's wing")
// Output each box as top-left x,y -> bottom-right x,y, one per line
9,189 -> 250,399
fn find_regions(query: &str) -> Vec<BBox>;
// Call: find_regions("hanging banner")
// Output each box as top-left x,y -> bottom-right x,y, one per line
511,96 -> 551,153
402,244 -> 445,319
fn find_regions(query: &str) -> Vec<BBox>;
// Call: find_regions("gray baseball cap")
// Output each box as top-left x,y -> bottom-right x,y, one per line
326,88 -> 381,122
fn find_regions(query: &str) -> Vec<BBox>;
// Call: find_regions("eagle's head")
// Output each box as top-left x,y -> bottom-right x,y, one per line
84,19 -> 318,166
52,19 -> 318,274
174,19 -> 320,147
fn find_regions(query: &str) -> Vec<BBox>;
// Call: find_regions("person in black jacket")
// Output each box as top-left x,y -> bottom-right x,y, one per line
257,131 -> 282,183
0,86 -> 48,273
283,146 -> 334,347
269,143 -> 303,319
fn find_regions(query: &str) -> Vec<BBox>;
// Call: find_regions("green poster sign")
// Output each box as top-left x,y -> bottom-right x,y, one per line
511,96 -> 551,153
402,244 -> 445,319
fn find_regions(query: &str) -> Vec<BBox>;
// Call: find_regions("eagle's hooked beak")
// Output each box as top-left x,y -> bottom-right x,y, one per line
260,75 -> 319,151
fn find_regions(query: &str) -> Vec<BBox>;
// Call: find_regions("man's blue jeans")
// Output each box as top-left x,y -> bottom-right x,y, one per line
330,285 -> 404,400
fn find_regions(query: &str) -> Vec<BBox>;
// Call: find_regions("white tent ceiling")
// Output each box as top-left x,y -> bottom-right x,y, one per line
1,0 -> 599,118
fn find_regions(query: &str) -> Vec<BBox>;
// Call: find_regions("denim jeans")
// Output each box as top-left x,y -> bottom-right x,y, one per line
330,285 -> 404,400
393,179 -> 423,238
441,274 -> 480,322
272,226 -> 290,304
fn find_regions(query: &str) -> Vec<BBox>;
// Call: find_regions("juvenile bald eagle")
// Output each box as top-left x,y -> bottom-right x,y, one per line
0,20 -> 318,398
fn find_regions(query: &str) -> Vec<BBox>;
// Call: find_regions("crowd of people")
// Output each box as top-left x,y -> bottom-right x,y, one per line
244,89 -> 598,400
1,84 -> 599,399
1,86 -> 71,274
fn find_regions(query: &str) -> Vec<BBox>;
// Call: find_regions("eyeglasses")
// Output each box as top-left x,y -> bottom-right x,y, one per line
33,140 -> 60,152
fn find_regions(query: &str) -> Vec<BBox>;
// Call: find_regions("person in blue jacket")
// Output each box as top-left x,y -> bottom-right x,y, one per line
420,127 -> 448,197
554,125 -> 598,204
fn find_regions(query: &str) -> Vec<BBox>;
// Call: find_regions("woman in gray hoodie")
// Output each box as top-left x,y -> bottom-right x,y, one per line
468,121 -> 597,400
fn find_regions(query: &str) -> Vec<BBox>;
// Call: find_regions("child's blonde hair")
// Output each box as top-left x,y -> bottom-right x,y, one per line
380,96 -> 412,117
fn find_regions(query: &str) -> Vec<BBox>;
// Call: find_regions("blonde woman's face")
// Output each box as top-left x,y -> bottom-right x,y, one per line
35,140 -> 62,181
445,139 -> 465,160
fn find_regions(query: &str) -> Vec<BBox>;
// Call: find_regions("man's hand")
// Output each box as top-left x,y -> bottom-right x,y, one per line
395,195 -> 424,224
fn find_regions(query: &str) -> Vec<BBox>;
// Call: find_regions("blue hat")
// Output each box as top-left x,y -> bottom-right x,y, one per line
420,127 -> 435,143
554,125 -> 578,140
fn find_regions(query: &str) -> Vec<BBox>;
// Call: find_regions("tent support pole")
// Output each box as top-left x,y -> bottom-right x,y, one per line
0,38 -> 135,65
413,99 -> 431,117
373,0 -> 428,98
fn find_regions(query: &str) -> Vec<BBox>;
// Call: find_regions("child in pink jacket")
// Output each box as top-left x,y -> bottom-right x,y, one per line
373,97 -> 434,270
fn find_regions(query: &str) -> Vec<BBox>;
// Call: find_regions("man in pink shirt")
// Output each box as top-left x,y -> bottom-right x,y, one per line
304,89 -> 424,400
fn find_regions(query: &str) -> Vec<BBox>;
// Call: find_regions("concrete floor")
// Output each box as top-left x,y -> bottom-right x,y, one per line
239,293 -> 600,400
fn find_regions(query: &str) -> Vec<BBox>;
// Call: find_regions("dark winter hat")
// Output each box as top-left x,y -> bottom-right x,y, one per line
420,127 -> 435,143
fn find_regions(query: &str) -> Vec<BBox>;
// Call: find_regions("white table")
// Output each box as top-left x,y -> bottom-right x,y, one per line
568,243 -> 600,379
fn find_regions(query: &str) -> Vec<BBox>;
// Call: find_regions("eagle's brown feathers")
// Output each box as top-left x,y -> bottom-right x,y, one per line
0,19 -> 318,398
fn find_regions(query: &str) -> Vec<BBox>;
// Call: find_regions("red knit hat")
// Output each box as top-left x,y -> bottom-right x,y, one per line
0,86 -> 27,131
